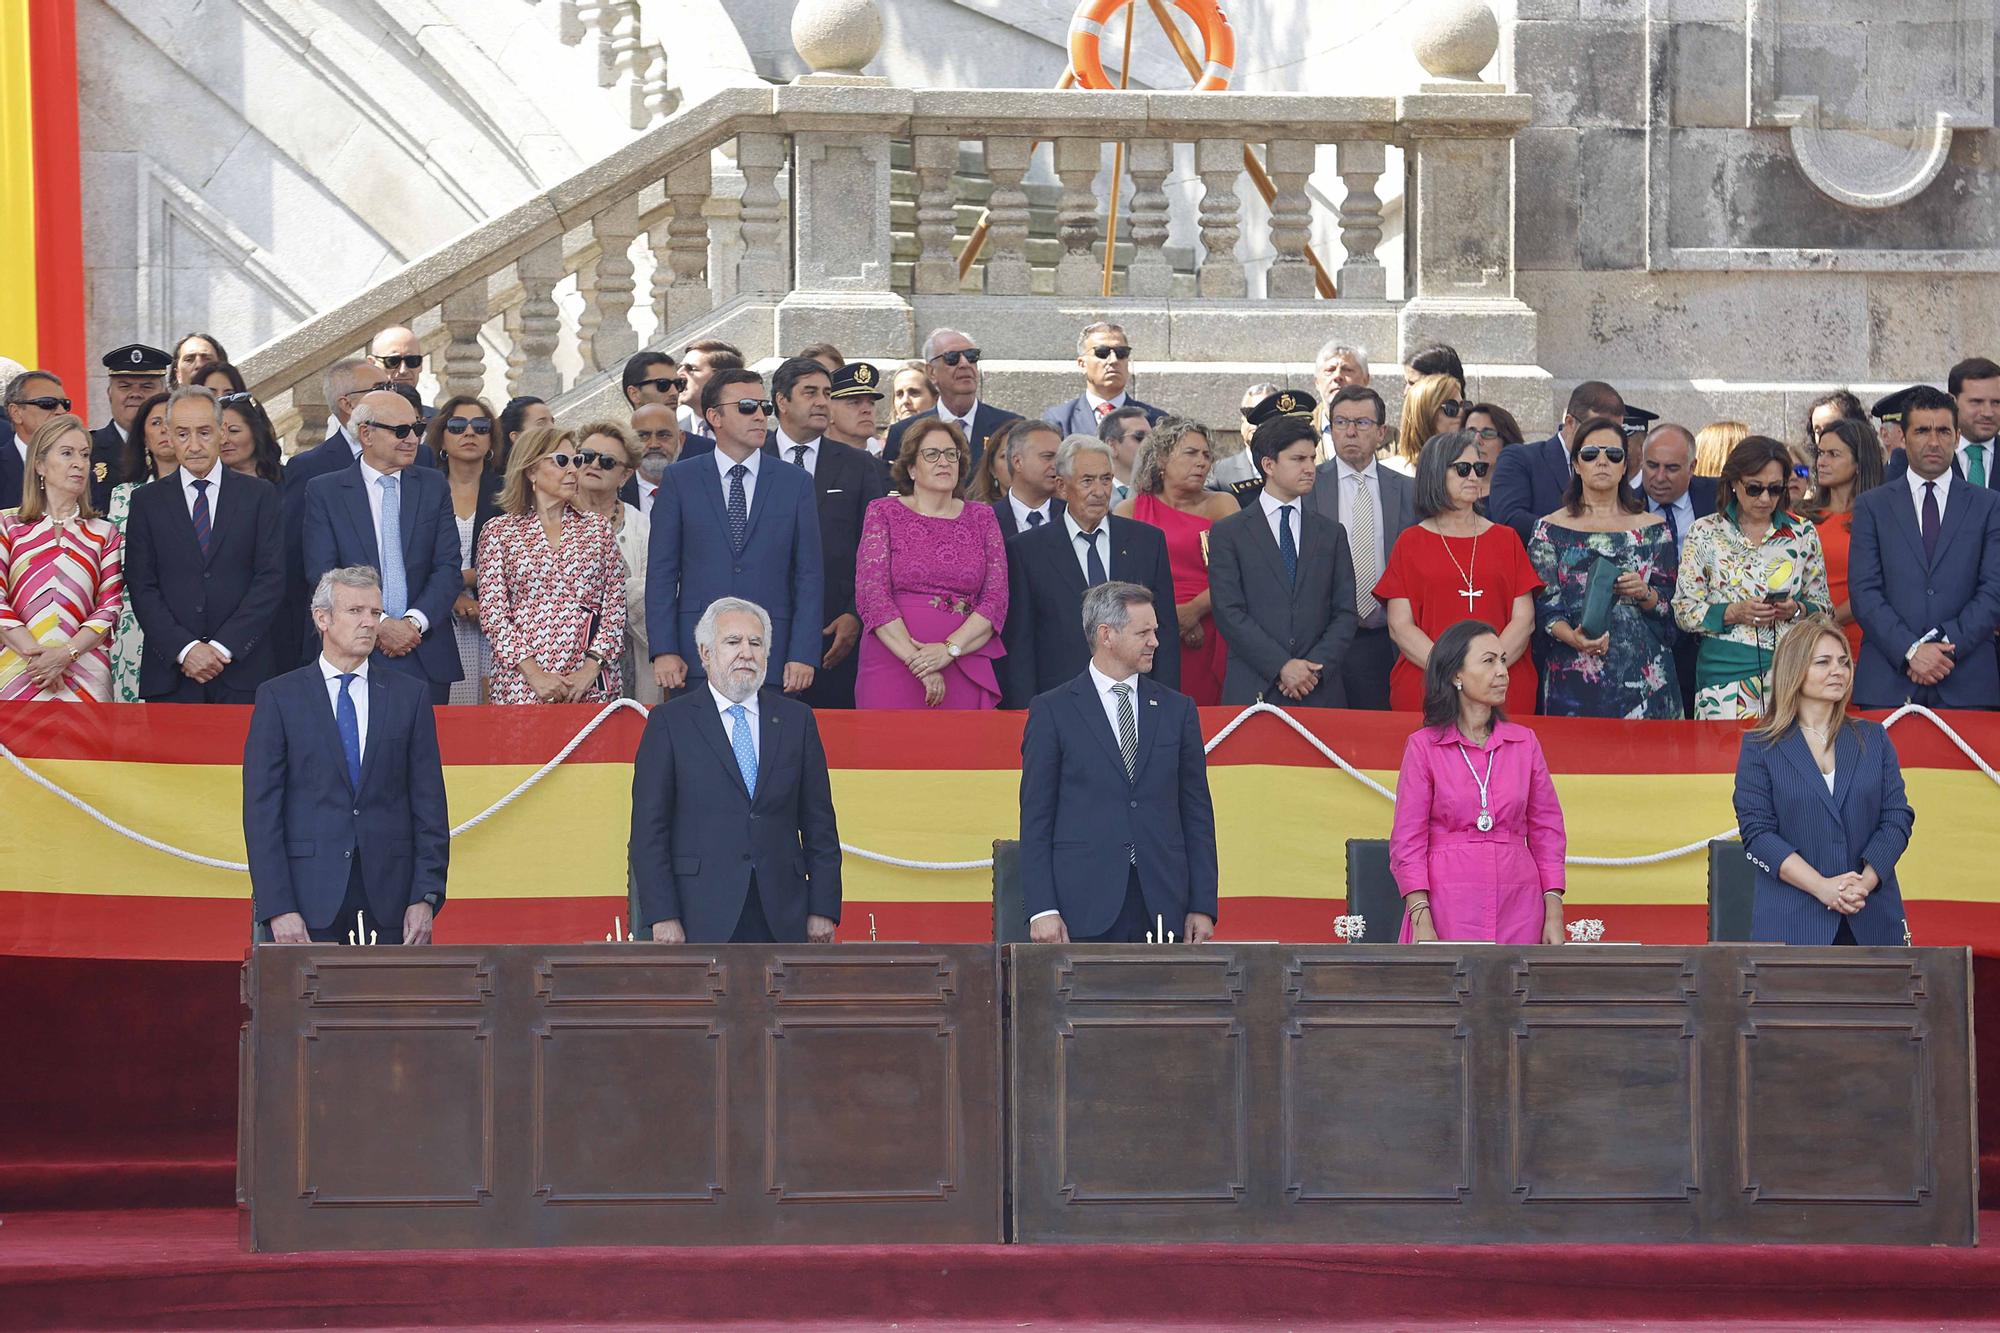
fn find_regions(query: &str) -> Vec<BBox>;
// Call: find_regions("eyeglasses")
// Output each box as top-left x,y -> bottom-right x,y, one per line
1737,481 -> 1785,499
1438,400 -> 1469,419
370,381 -> 399,393
373,355 -> 423,371
545,453 -> 580,470
445,416 -> 492,435
14,395 -> 71,412
1089,346 -> 1133,360
217,392 -> 257,408
576,449 -> 628,470
365,421 -> 423,440
917,446 -> 960,465
932,349 -> 981,366
726,398 -> 773,416
1792,464 -> 1812,479
640,376 -> 688,393
1449,460 -> 1491,478
1576,445 -> 1626,464
1328,415 -> 1379,433
1469,426 -> 1502,442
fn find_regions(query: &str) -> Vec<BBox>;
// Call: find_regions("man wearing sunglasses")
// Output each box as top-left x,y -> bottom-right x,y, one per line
1,369 -> 71,510
1489,380 -> 1626,545
300,392 -> 464,702
646,367 -> 825,699
881,327 -> 1021,472
366,326 -> 437,423
1041,322 -> 1163,438
622,350 -> 683,413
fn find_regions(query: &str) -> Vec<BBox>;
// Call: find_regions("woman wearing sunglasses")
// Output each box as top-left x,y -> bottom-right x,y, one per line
476,425 -> 626,705
571,420 -> 658,705
1672,436 -> 1830,719
426,396 -> 502,703
1389,374 -> 1466,476
1375,430 -> 1542,715
1528,416 -> 1682,719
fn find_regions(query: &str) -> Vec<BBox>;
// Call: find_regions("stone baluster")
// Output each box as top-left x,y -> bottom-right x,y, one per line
1334,139 -> 1387,301
1263,139 -> 1317,300
635,43 -> 673,127
982,136 -> 1034,296
439,281 -> 490,401
575,259 -> 603,373
511,236 -> 564,401
1194,138 -> 1245,299
587,196 -> 641,371
557,0 -> 594,46
1123,138 -> 1173,299
734,132 -> 787,297
664,154 -> 714,333
1052,137 -> 1102,298
289,370 -> 329,454
589,1 -> 621,86
606,2 -> 644,90
911,134 -> 959,295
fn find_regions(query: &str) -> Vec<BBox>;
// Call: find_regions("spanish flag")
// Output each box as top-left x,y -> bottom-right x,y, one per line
3,702 -> 1999,961
0,0 -> 86,391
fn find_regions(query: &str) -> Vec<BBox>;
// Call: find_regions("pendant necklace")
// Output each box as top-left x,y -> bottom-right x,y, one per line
1458,739 -> 1497,832
1438,527 -> 1483,615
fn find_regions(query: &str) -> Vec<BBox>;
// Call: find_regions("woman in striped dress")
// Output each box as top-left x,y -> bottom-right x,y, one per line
0,416 -> 125,702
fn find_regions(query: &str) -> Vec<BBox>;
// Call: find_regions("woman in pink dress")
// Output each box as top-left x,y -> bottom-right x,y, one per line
1115,416 -> 1239,706
1389,619 -> 1567,945
855,418 -> 1008,708
0,416 -> 125,702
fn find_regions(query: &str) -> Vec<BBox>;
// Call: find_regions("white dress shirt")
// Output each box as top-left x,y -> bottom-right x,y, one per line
13,435 -> 25,466
1958,435 -> 1994,484
320,656 -> 371,762
937,399 -> 982,438
174,466 -> 233,664
714,445 -> 761,516
774,426 -> 820,477
1646,487 -> 1695,545
356,459 -> 428,633
1085,389 -> 1128,418
709,682 -> 759,765
1258,487 -> 1303,551
1007,491 -> 1053,531
637,476 -> 658,515
1334,458 -> 1384,570
1907,461 -> 1953,524
1026,660 -> 1142,924
320,416 -> 363,458
1063,509 -> 1111,583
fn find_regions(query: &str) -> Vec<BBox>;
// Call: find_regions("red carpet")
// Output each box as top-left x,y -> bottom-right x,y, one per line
4,1207 -> 2000,1330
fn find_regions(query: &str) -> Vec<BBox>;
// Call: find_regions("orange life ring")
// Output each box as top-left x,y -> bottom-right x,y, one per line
1068,0 -> 1236,92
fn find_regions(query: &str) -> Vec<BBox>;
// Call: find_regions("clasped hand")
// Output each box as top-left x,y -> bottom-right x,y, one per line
1817,871 -> 1869,916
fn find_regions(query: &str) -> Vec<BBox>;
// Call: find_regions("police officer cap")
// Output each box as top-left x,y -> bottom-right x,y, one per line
1870,386 -> 1920,425
1245,388 -> 1318,429
1620,404 -> 1660,435
829,361 -> 884,400
100,344 -> 172,375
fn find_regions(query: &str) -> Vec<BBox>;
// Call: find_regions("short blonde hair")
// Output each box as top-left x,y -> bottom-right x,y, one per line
1694,420 -> 1749,479
17,415 -> 97,522
498,424 -> 578,515
1398,374 -> 1463,466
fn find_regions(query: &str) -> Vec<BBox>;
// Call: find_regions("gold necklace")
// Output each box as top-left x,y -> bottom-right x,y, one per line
1436,528 -> 1482,616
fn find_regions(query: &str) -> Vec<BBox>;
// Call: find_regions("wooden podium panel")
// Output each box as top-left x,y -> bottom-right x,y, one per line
241,945 -> 1003,1252
1008,945 -> 1976,1245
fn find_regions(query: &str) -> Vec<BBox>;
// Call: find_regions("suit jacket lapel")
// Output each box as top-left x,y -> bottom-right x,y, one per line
355,672 -> 393,793
1244,502 -> 1292,590
1931,483 -> 1974,566
1777,729 -> 1841,821
694,695 -> 751,800
738,460 -> 774,550
341,469 -> 382,565
303,667 -> 349,788
1830,725 -> 1860,816
399,468 -> 425,550
757,693 -> 782,807
1049,523 -> 1088,598
1130,677 -> 1162,785
1070,674 -> 1132,785
1885,484 -> 1928,566
1294,511 -> 1327,603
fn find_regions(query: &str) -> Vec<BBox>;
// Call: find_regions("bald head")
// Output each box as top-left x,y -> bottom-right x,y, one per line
632,403 -> 681,483
1641,422 -> 1696,507
369,325 -> 424,386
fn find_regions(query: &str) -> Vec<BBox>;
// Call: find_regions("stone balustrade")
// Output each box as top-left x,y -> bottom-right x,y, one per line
239,84 -> 1536,448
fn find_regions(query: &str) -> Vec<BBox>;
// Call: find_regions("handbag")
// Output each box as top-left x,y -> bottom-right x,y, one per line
1578,554 -> 1619,640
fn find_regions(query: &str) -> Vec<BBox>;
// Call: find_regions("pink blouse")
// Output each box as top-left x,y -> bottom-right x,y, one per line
1388,720 -> 1567,944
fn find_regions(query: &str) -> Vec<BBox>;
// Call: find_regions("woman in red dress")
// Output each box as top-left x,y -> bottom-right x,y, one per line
1375,429 -> 1541,714
1805,416 -> 1885,664
1115,416 -> 1241,706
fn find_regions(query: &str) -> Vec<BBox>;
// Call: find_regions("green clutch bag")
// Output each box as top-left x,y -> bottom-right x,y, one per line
1578,555 -> 1620,639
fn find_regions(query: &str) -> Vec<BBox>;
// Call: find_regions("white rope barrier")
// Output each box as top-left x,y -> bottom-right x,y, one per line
3,698 -> 1996,877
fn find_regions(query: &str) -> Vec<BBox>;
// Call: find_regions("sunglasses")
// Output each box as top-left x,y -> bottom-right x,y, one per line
15,395 -> 71,412
640,376 -> 688,393
724,398 -> 773,416
1793,464 -> 1812,479
1089,346 -> 1133,360
1737,481 -> 1785,499
366,421 -> 423,440
1449,460 -> 1491,478
576,449 -> 628,469
1438,400 -> 1469,419
545,453 -> 580,470
1576,445 -> 1625,464
932,349 -> 981,366
1469,426 -> 1502,441
374,355 -> 423,371
445,416 -> 492,435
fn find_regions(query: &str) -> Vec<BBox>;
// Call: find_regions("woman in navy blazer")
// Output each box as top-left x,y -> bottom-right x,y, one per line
1733,614 -> 1915,945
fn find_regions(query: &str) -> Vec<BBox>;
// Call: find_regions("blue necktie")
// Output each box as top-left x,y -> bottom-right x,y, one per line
337,673 -> 362,791
726,463 -> 749,550
378,474 -> 407,618
1080,529 -> 1107,585
190,477 -> 212,559
1278,504 -> 1299,586
727,703 -> 758,797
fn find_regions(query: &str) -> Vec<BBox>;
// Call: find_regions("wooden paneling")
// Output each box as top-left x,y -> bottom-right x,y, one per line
1010,945 -> 1975,1246
242,945 -> 1003,1252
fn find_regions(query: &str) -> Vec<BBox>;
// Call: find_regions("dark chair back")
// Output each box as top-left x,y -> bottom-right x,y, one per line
1344,838 -> 1405,944
1708,837 -> 1755,941
992,839 -> 1027,944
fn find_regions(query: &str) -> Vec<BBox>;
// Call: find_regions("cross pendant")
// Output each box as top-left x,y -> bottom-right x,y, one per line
1460,586 -> 1484,613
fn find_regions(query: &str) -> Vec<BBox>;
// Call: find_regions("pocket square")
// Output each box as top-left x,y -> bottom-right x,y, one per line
826,488 -> 844,494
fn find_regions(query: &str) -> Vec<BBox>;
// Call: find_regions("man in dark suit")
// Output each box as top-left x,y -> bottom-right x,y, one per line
629,596 -> 842,944
123,386 -> 286,702
881,328 -> 1020,471
1636,422 -> 1718,715
301,390 -> 464,702
1019,581 -> 1217,944
88,343 -> 171,512
1950,356 -> 2000,489
244,565 -> 449,945
821,359 -> 889,472
1303,385 -> 1410,708
992,419 -> 1061,537
1001,434 -> 1178,708
2,369 -> 72,510
1209,413 -> 1359,707
1488,380 -> 1625,544
1040,321 -> 1164,437
1850,385 -> 2000,709
764,357 -> 886,710
646,367 -> 824,696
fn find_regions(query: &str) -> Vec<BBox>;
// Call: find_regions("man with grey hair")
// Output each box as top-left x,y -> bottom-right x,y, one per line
1041,321 -> 1164,437
2,368 -> 70,509
245,565 -> 449,945
1098,405 -> 1152,505
882,327 -> 1020,470
123,385 -> 286,700
629,596 -> 843,945
1001,435 -> 1177,707
993,419 -> 1062,538
292,357 -> 437,492
1018,580 -> 1218,944
1313,341 -> 1371,400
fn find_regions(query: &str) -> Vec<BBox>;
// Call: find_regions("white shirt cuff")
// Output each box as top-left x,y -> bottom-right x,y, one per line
176,641 -> 195,664
212,642 -> 232,662
405,610 -> 429,635
1029,910 -> 1060,923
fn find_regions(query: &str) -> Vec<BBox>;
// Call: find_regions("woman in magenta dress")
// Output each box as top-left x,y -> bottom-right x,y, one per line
855,418 -> 1008,708
1115,415 -> 1239,706
1376,430 -> 1541,714
1390,620 -> 1567,944
0,417 -> 125,702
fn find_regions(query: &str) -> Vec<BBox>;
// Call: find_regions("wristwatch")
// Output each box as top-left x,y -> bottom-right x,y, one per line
946,642 -> 963,658
583,650 -> 605,665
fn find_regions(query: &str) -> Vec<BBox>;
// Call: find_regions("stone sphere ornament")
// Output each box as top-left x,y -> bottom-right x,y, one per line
792,0 -> 884,77
1411,0 -> 1500,84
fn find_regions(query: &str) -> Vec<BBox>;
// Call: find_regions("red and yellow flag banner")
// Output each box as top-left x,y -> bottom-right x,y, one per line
3,702 -> 1998,960
0,0 -> 86,390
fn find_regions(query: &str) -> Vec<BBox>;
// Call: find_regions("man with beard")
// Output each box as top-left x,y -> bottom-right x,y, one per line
620,403 -> 681,514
